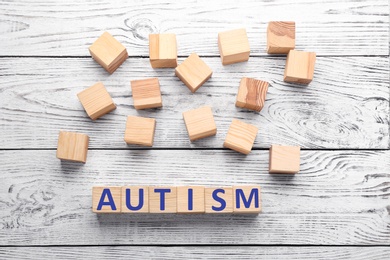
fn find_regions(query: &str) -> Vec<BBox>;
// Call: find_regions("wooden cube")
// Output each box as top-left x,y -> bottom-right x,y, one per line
218,28 -> 250,65
149,187 -> 177,213
89,32 -> 128,74
175,53 -> 213,93
124,116 -> 156,147
149,34 -> 177,68
223,119 -> 258,155
269,145 -> 300,174
121,186 -> 149,213
77,82 -> 116,120
177,186 -> 205,214
205,187 -> 233,213
56,131 -> 89,163
182,106 -> 217,141
267,21 -> 295,54
284,50 -> 316,84
131,78 -> 162,110
233,186 -> 261,214
236,77 -> 269,112
92,186 -> 121,213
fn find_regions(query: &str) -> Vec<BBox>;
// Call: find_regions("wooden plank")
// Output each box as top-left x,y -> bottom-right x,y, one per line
0,57 -> 388,149
0,150 -> 389,245
1,246 -> 390,259
0,0 -> 388,56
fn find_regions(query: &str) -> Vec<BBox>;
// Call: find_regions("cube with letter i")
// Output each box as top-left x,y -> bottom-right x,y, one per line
177,186 -> 205,213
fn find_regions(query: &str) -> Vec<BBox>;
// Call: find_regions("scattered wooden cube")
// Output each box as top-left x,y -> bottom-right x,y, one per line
89,31 -> 128,74
124,116 -> 156,147
236,77 -> 269,112
56,131 -> 89,163
233,186 -> 261,214
267,21 -> 295,54
223,119 -> 258,155
131,78 -> 162,110
149,187 -> 177,213
77,82 -> 116,120
175,53 -> 213,93
121,186 -> 149,213
205,187 -> 233,213
177,186 -> 205,214
218,28 -> 250,65
182,106 -> 217,141
92,186 -> 122,213
284,50 -> 316,84
269,145 -> 300,174
149,34 -> 178,68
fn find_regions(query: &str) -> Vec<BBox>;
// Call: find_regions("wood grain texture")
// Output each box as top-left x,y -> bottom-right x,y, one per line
0,150 -> 389,245
0,57 -> 387,149
0,0 -> 388,56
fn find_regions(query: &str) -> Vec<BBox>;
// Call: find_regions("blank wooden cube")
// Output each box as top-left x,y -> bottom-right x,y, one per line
284,50 -> 316,84
124,116 -> 156,147
92,186 -> 121,213
236,77 -> 269,112
56,131 -> 89,163
177,186 -> 205,214
205,187 -> 233,213
182,106 -> 217,141
149,34 -> 177,68
89,31 -> 128,74
77,82 -> 116,120
267,21 -> 295,54
223,119 -> 258,155
269,145 -> 300,174
233,186 -> 261,214
149,187 -> 177,213
218,28 -> 250,65
131,78 -> 162,110
175,53 -> 213,93
121,186 -> 149,213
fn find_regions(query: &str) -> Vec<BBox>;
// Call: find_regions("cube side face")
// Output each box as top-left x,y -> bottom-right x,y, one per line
121,186 -> 149,213
205,187 -> 233,213
149,34 -> 178,68
223,120 -> 258,154
182,106 -> 217,141
56,131 -> 89,163
267,22 -> 295,54
149,187 -> 177,213
218,29 -> 250,65
77,82 -> 116,120
131,78 -> 162,109
284,50 -> 316,84
269,145 -> 300,174
124,116 -> 156,147
92,186 -> 122,213
233,186 -> 262,214
177,186 -> 205,213
236,77 -> 269,112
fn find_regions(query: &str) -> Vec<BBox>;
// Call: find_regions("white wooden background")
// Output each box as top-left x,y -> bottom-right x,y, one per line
0,0 -> 389,258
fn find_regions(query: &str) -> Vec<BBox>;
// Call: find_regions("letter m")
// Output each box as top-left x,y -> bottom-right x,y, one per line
235,188 -> 259,209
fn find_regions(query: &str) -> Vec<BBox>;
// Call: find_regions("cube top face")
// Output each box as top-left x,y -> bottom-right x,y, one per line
124,115 -> 156,147
267,21 -> 295,54
177,186 -> 205,213
284,50 -> 316,84
205,187 -> 233,213
89,32 -> 128,73
269,145 -> 300,174
131,78 -> 162,110
121,186 -> 149,213
56,131 -> 89,163
223,119 -> 258,155
149,34 -> 178,68
149,187 -> 177,213
218,28 -> 250,65
233,186 -> 262,214
77,82 -> 116,120
236,77 -> 269,112
92,186 -> 122,213
175,53 -> 213,93
182,106 -> 217,141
